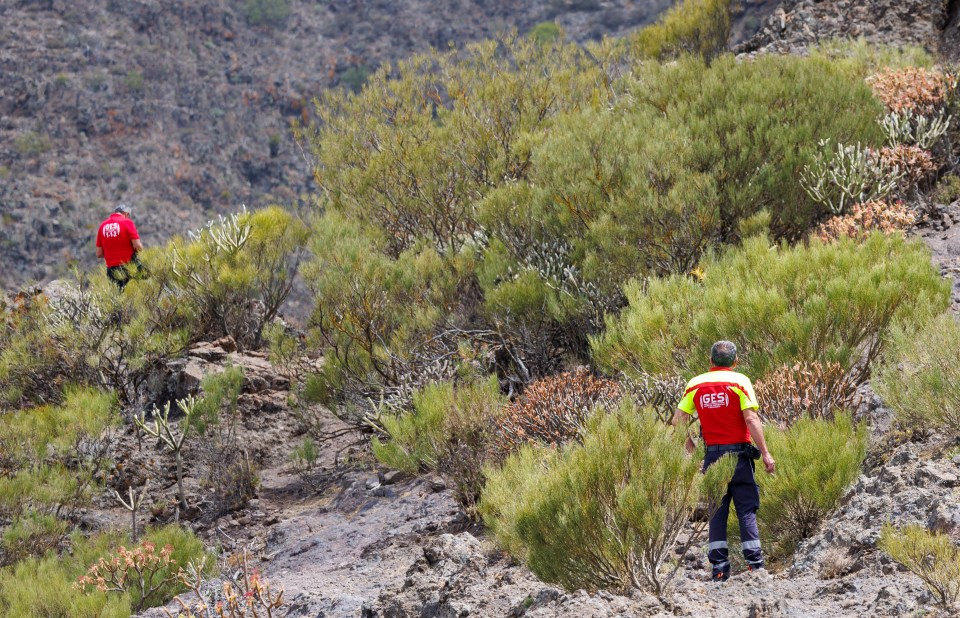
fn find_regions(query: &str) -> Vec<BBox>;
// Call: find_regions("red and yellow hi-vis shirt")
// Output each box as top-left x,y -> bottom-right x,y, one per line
677,367 -> 759,446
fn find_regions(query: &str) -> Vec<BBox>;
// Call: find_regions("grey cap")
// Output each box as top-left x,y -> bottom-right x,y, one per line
114,203 -> 131,215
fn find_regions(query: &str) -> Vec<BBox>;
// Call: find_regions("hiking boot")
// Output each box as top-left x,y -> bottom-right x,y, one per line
712,569 -> 730,582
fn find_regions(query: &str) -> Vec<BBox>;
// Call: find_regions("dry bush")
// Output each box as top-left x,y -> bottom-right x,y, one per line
819,546 -> 855,580
867,67 -> 957,114
814,201 -> 915,242
878,145 -> 936,187
619,373 -> 686,424
169,551 -> 286,617
755,362 -> 860,428
496,367 -> 622,452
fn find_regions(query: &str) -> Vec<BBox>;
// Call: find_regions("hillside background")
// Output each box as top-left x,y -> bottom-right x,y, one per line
0,0 -> 776,290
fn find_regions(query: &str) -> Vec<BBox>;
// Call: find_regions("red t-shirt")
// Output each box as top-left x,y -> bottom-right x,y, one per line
96,213 -> 140,267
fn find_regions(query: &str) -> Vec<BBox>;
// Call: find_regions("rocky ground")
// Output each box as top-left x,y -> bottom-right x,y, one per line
736,0 -> 955,57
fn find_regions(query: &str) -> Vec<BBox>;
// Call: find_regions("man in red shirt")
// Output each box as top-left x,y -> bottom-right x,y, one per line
672,341 -> 776,582
95,204 -> 144,290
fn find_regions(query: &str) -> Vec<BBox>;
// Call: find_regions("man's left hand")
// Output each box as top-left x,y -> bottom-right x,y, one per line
762,453 -> 776,474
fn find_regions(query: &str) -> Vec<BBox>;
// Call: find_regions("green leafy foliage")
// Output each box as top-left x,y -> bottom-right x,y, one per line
874,313 -> 960,435
0,525 -> 209,617
757,414 -> 867,564
634,0 -> 733,61
481,402 -> 736,595
373,377 -> 506,511
592,234 -> 948,383
880,523 -> 960,608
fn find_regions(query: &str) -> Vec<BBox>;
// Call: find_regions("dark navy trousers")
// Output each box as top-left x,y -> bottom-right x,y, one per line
703,451 -> 764,576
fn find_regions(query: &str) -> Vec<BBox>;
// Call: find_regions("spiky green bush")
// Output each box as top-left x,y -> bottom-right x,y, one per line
874,314 -> 960,435
480,402 -> 736,595
167,206 -> 309,347
592,234 -> 948,383
373,377 -> 506,511
634,0 -> 733,61
0,388 -> 117,526
880,523 -> 960,608
303,211 -> 464,407
756,413 -> 867,564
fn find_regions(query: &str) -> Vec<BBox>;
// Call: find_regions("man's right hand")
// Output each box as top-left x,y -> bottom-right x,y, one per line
762,453 -> 776,474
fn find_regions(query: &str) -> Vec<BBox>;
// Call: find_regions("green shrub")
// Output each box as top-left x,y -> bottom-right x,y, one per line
756,413 -> 867,564
0,525 -> 209,617
3,207 -> 303,408
529,21 -> 561,45
373,377 -> 506,511
242,0 -> 289,26
189,365 -> 258,514
634,0 -> 733,61
303,211 -> 462,407
480,402 -> 736,595
592,234 -> 948,383
0,513 -> 67,566
874,313 -> 960,435
934,174 -> 960,204
193,363 -> 244,433
123,70 -> 144,94
168,206 -> 309,347
880,523 -> 960,608
290,437 -> 319,472
303,44 -> 885,394
0,292 -> 92,408
0,388 -> 117,524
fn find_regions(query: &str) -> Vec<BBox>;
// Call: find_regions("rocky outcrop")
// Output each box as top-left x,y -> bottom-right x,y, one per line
737,0 -> 949,57
793,437 -> 960,576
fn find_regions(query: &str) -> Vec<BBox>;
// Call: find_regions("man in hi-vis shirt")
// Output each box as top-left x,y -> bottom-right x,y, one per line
672,340 -> 776,582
